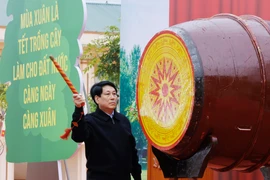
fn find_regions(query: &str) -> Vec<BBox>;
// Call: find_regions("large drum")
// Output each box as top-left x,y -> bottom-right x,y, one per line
136,14 -> 270,172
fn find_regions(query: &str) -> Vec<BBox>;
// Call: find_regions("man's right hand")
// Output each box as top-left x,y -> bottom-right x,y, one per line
73,94 -> 85,108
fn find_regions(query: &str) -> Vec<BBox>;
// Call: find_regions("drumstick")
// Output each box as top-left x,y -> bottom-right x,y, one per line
49,55 -> 84,140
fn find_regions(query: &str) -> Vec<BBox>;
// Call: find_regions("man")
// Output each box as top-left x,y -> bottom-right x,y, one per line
71,81 -> 142,180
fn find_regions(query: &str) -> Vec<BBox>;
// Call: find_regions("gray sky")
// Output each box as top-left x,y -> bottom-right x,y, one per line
85,0 -> 121,4
120,0 -> 169,54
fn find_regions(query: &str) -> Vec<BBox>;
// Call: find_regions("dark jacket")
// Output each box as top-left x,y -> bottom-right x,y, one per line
71,107 -> 142,180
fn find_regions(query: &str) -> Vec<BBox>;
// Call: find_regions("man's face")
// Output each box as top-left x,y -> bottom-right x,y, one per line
95,85 -> 118,113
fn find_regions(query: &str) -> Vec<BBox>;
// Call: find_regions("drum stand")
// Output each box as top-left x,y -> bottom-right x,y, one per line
152,135 -> 217,178
260,166 -> 270,180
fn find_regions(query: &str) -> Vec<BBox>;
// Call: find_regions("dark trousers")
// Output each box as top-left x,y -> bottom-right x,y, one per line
87,170 -> 131,180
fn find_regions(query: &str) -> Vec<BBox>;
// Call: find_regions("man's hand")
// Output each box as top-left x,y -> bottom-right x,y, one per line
73,94 -> 85,108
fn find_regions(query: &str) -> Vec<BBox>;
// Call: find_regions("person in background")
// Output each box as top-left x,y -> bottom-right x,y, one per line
71,81 -> 142,180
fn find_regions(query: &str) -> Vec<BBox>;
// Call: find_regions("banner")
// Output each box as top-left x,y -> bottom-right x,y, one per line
120,0 -> 169,178
0,0 -> 86,162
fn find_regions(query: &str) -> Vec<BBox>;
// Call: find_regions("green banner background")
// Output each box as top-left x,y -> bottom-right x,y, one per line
0,0 -> 86,162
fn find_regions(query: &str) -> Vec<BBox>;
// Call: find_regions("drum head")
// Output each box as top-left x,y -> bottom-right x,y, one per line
136,31 -> 195,150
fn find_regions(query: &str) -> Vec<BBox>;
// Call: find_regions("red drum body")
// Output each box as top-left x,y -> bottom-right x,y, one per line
136,14 -> 270,172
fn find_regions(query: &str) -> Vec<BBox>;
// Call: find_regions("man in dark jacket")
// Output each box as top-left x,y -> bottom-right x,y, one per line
71,81 -> 142,180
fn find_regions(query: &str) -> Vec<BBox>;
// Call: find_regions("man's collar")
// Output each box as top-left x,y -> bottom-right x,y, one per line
105,111 -> 114,118
95,107 -> 120,121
